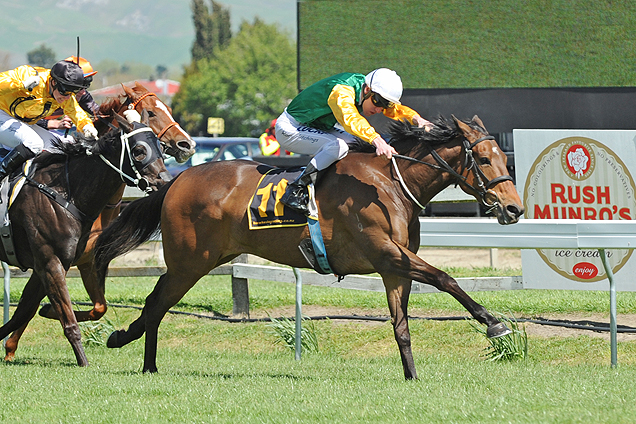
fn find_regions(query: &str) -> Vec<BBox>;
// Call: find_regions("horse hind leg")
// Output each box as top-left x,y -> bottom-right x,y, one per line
2,274 -> 46,361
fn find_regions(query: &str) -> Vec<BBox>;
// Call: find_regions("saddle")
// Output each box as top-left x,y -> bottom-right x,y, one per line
247,166 -> 334,275
0,160 -> 34,270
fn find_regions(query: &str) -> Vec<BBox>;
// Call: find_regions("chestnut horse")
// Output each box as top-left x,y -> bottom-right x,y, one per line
3,83 -> 195,361
0,114 -> 170,366
94,115 -> 524,378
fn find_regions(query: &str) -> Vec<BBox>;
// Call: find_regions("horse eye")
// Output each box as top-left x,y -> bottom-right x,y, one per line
479,157 -> 491,166
132,146 -> 148,161
147,110 -> 157,118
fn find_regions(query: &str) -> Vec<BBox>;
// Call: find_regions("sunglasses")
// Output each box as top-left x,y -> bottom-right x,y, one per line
55,80 -> 81,96
371,92 -> 393,109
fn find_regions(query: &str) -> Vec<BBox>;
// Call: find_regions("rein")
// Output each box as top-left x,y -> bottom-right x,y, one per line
392,135 -> 513,213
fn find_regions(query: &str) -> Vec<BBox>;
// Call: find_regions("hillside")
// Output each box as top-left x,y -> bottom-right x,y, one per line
0,0 -> 296,72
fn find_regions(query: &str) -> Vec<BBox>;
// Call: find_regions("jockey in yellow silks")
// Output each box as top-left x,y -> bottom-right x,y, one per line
0,59 -> 98,181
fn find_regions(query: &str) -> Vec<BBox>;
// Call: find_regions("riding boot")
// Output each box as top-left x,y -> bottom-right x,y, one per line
280,163 -> 318,215
0,144 -> 35,182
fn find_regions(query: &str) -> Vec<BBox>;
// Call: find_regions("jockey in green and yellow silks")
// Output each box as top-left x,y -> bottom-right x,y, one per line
275,68 -> 432,214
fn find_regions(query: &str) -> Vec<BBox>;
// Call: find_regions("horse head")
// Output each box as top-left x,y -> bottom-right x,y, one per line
110,111 -> 172,192
96,83 -> 196,163
122,83 -> 195,163
452,115 -> 524,224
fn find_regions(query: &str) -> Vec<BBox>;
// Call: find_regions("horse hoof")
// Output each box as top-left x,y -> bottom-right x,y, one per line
107,330 -> 122,348
487,322 -> 512,338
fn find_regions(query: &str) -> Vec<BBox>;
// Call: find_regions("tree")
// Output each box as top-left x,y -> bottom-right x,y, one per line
173,19 -> 296,137
27,44 -> 56,68
190,0 -> 232,62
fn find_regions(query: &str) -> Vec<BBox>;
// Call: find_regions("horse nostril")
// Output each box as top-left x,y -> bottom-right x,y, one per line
507,204 -> 523,218
178,140 -> 194,150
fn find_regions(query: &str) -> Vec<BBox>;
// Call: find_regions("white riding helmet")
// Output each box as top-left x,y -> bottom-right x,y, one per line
365,68 -> 403,105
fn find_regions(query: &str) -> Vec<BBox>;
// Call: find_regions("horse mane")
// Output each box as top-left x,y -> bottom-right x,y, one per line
349,115 -> 487,156
36,129 -> 123,168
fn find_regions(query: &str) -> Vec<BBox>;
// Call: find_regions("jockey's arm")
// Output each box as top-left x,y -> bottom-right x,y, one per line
60,96 -> 93,133
384,104 -> 433,130
328,84 -> 380,144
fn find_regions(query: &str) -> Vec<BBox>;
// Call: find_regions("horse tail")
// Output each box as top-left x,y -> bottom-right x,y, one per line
94,177 -> 175,275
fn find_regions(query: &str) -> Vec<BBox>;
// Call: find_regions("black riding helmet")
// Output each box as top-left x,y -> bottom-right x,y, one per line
49,60 -> 88,93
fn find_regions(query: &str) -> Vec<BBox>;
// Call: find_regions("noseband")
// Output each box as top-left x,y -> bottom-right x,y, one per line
393,135 -> 513,213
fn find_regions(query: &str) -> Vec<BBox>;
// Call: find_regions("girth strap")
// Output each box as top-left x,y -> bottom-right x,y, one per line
23,175 -> 88,222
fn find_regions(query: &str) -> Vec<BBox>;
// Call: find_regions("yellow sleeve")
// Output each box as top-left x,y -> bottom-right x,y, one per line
328,84 -> 380,144
0,66 -> 38,97
383,104 -> 421,124
60,96 -> 93,131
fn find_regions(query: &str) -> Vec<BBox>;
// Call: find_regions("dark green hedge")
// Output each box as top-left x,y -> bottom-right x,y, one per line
298,0 -> 636,89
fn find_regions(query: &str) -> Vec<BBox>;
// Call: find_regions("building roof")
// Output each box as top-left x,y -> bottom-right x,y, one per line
90,79 -> 180,104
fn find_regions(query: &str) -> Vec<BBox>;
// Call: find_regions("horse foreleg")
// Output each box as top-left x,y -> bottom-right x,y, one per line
383,275 -> 417,380
382,246 -> 510,337
2,275 -> 46,361
37,261 -> 88,367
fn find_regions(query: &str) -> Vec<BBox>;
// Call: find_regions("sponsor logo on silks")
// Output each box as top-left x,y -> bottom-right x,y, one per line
524,136 -> 636,282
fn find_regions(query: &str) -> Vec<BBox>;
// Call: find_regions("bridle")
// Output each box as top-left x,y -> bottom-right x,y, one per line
125,91 -> 183,152
96,125 -> 160,193
392,135 -> 513,214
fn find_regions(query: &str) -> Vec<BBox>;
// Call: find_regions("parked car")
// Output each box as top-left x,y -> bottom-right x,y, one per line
164,136 -> 263,176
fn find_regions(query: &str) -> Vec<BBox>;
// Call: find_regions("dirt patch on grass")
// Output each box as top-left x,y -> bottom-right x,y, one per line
246,305 -> 636,340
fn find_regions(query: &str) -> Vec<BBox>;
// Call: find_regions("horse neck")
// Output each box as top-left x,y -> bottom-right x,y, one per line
94,100 -> 128,136
397,137 -> 466,206
63,153 -> 129,220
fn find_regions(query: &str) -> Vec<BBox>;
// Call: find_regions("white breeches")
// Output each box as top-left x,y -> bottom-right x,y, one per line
0,109 -> 73,154
275,109 -> 357,171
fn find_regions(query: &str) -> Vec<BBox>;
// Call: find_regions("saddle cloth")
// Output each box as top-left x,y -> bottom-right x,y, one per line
247,167 -> 307,230
247,166 -> 334,274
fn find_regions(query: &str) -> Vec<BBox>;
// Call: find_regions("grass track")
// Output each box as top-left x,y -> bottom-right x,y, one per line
2,274 -> 636,422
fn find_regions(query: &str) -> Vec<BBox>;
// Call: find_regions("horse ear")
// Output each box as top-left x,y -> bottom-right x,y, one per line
471,115 -> 487,132
452,114 -> 472,135
114,112 -> 133,132
122,84 -> 134,98
140,109 -> 150,125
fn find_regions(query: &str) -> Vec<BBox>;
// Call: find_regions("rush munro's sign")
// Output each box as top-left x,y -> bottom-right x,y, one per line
514,130 -> 636,290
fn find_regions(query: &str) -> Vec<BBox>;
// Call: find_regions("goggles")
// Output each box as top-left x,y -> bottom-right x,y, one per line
55,80 -> 82,96
371,92 -> 393,109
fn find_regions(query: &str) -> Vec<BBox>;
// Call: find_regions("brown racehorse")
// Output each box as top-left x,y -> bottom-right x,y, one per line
94,115 -> 524,379
0,114 -> 170,366
3,83 -> 195,361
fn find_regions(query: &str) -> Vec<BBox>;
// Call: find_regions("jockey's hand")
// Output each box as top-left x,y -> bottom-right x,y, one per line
83,124 -> 98,140
49,115 -> 73,130
23,75 -> 40,92
413,115 -> 433,132
372,136 -> 398,160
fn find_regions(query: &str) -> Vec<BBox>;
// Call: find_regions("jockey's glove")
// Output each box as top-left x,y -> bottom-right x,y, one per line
83,124 -> 98,139
123,109 -> 141,123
